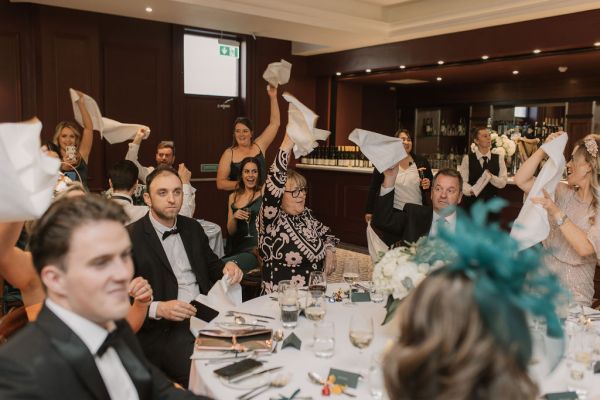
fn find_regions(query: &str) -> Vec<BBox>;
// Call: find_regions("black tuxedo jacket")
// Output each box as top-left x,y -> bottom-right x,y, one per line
373,190 -> 434,245
128,214 -> 224,381
0,305 -> 205,399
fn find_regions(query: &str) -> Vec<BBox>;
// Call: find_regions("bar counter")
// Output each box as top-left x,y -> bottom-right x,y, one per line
297,163 -> 524,247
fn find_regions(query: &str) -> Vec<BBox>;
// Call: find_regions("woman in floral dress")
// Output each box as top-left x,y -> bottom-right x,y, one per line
258,133 -> 336,293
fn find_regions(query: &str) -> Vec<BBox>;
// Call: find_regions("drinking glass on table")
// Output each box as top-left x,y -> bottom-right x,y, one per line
308,271 -> 327,297
342,259 -> 359,303
313,321 -> 335,358
305,293 -> 326,323
278,280 -> 299,329
349,315 -> 373,354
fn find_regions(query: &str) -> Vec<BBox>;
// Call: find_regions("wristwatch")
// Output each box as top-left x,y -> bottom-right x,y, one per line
555,214 -> 568,227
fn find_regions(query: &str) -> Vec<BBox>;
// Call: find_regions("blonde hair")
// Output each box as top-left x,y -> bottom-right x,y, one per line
52,121 -> 82,149
383,271 -> 537,400
287,169 -> 307,189
573,134 -> 600,225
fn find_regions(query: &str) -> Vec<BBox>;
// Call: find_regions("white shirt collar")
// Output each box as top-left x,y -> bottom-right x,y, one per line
111,192 -> 133,202
148,211 -> 176,235
433,209 -> 457,224
45,298 -> 113,355
474,147 -> 492,160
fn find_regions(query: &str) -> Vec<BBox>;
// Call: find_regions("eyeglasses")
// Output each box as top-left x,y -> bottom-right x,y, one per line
284,187 -> 308,198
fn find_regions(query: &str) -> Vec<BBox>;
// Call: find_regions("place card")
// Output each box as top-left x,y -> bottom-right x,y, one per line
544,392 -> 578,400
328,368 -> 360,389
281,332 -> 301,350
351,292 -> 371,302
594,360 -> 600,374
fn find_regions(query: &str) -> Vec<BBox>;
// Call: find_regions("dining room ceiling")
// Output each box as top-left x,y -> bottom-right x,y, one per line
12,0 -> 600,55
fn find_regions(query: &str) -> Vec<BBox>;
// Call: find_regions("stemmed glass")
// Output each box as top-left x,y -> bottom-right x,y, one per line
242,207 -> 253,238
349,315 -> 373,354
342,260 -> 359,304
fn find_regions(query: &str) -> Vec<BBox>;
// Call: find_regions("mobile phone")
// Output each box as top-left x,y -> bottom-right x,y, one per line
213,358 -> 263,379
65,145 -> 77,162
189,300 -> 219,322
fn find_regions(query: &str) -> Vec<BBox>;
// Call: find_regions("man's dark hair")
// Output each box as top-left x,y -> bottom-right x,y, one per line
145,165 -> 182,193
434,168 -> 464,189
108,160 -> 138,191
29,195 -> 128,274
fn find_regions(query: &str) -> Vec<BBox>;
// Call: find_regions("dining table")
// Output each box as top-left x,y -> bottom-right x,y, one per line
188,283 -> 600,400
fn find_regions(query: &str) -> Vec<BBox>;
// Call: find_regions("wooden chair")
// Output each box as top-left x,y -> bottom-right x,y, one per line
239,249 -> 263,301
515,137 -> 540,163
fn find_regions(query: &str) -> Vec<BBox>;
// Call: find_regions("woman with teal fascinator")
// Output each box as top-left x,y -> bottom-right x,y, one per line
383,200 -> 564,400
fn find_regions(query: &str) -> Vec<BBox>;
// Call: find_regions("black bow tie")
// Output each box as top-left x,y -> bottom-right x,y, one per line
162,228 -> 179,240
97,326 -> 123,357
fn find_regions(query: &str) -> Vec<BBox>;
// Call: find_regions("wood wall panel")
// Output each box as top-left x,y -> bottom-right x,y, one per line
335,82 -> 362,145
361,86 -> 397,136
0,34 -> 22,122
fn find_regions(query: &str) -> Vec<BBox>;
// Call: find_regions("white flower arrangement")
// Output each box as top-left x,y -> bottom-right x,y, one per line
470,129 -> 516,160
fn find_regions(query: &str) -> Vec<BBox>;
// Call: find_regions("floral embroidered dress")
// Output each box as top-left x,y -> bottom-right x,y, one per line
258,148 -> 331,293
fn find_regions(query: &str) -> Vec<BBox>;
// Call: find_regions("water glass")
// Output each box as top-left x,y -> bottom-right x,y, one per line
279,282 -> 299,329
308,271 -> 327,296
349,315 -> 374,353
368,353 -> 385,399
369,281 -> 385,303
313,321 -> 335,358
305,293 -> 327,322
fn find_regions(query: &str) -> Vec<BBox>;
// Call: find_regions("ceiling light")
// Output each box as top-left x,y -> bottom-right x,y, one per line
533,49 -> 541,54
481,55 -> 489,60
335,72 -> 341,76
437,60 -> 444,65
145,6 -> 153,12
558,66 -> 568,73
365,69 -> 371,73
512,70 -> 519,75
595,42 -> 600,47
399,65 -> 406,69
436,77 -> 442,81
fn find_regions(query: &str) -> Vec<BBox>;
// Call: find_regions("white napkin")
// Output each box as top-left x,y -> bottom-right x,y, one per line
510,133 -> 568,250
367,221 -> 388,263
262,59 -> 292,87
282,92 -> 330,159
348,128 -> 408,173
471,170 -> 491,197
0,119 -> 60,222
189,275 -> 243,336
69,88 -> 150,144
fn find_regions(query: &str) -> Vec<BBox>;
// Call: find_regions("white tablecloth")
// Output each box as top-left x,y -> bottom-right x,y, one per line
189,284 -> 600,400
198,219 -> 224,258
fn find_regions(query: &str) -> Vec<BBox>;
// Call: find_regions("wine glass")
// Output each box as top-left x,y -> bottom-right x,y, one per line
349,315 -> 373,354
342,259 -> 359,303
305,293 -> 326,323
308,271 -> 327,297
242,207 -> 253,238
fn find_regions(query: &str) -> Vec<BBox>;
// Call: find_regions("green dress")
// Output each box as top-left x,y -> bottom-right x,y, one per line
222,196 -> 262,272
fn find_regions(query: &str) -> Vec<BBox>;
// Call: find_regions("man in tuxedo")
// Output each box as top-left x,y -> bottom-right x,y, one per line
129,166 -> 243,387
373,166 -> 463,245
0,195 -> 207,399
109,160 -> 196,224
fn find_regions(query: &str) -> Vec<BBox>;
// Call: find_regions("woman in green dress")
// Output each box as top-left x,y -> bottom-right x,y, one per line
222,157 -> 263,272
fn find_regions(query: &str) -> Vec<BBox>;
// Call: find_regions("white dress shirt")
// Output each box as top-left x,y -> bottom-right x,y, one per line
148,212 -> 200,319
458,148 -> 507,196
45,299 -> 139,400
111,188 -> 196,225
393,162 -> 422,210
125,143 -> 154,183
429,210 -> 457,237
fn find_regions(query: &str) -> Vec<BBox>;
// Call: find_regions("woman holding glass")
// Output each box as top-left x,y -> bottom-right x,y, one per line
222,157 -> 263,273
258,133 -> 336,293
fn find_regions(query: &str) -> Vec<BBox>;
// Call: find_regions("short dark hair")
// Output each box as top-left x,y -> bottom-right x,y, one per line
145,165 -> 182,193
471,126 -> 488,140
434,168 -> 463,189
29,195 -> 128,274
108,160 -> 138,191
157,141 -> 175,155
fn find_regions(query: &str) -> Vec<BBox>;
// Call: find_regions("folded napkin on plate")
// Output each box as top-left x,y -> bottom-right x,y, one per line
69,88 -> 150,144
348,128 -> 407,173
190,275 -> 243,335
510,133 -> 568,250
263,59 -> 292,87
282,92 -> 330,159
0,119 -> 60,222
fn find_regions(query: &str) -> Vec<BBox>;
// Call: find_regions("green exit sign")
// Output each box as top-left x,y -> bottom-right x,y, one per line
219,44 -> 239,58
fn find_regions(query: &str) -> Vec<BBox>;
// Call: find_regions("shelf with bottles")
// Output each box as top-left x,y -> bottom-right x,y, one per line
492,103 -> 566,141
414,106 -> 469,158
298,145 -> 373,168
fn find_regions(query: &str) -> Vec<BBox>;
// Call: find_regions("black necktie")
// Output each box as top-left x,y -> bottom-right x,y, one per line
162,228 -> 179,240
482,156 -> 489,170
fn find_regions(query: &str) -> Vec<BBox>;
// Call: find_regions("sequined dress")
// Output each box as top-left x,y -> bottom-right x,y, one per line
543,183 -> 600,306
258,149 -> 331,293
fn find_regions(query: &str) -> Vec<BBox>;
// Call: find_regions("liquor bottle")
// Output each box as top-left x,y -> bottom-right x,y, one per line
440,119 -> 446,136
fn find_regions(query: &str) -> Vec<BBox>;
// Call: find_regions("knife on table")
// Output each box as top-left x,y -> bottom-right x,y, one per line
229,366 -> 283,384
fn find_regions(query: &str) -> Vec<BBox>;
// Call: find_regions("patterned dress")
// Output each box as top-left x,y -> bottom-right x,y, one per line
258,149 -> 331,293
543,183 -> 600,306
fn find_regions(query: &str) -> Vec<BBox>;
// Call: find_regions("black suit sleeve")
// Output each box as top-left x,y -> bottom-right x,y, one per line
365,170 -> 384,214
0,356 -> 43,399
372,190 -> 408,237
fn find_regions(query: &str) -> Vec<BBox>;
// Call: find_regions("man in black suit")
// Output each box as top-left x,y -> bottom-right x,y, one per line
0,195 -> 207,399
373,166 -> 463,245
129,166 -> 243,387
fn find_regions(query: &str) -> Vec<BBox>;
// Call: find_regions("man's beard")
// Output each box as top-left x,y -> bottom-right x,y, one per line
154,206 -> 179,221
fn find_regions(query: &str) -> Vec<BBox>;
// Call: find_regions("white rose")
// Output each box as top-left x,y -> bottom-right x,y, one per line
495,136 -> 504,147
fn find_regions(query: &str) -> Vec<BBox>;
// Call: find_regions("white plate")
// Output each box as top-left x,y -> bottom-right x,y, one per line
219,372 -> 271,390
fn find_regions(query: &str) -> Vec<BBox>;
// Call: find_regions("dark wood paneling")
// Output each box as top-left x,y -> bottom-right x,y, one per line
565,101 -> 594,156
315,77 -> 331,131
335,82 -> 362,145
361,86 -> 397,136
0,33 -> 22,122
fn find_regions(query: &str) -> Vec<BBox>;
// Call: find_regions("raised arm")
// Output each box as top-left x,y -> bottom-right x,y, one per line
253,85 -> 281,153
75,91 -> 94,163
125,128 -> 153,183
514,132 -> 566,194
216,148 -> 238,191
177,163 -> 196,218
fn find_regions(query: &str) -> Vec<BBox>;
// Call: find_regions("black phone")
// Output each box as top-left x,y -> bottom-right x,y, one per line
213,358 -> 263,379
189,300 -> 219,322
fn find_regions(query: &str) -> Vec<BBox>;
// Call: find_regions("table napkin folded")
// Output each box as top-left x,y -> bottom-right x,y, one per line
348,128 -> 407,173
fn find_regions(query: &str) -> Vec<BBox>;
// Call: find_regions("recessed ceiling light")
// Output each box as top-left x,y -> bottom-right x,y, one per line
595,42 -> 600,47
436,77 -> 442,81
145,6 -> 153,12
399,65 -> 406,69
437,60 -> 444,65
512,70 -> 519,75
533,49 -> 541,54
335,72 -> 341,76
365,69 -> 371,73
481,55 -> 489,60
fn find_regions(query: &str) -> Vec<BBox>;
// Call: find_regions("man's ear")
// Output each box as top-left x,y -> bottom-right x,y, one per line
143,192 -> 152,207
457,192 -> 463,205
40,265 -> 68,297
108,178 -> 113,189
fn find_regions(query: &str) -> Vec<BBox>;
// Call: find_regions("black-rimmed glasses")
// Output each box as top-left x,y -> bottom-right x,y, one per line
284,187 -> 308,198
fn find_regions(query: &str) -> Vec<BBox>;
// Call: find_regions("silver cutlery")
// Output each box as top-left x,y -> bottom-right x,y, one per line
229,366 -> 283,384
227,310 -> 276,320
